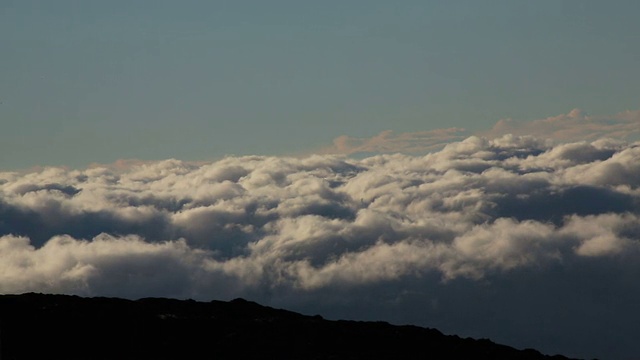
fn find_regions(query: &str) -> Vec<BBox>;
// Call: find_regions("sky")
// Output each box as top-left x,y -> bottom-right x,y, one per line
1,0 -> 639,169
1,2 -> 640,360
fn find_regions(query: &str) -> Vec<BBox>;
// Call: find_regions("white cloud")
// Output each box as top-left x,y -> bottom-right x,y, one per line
1,134 -> 638,294
0,233 -> 214,298
562,213 -> 639,256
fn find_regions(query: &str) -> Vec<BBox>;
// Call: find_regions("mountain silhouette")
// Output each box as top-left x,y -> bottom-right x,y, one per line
0,293 -> 580,359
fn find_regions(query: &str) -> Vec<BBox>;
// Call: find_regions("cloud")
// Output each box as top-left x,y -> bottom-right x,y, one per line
481,109 -> 640,142
324,128 -> 469,155
1,134 -> 640,359
324,109 -> 640,155
0,233 -> 213,299
2,136 -> 639,290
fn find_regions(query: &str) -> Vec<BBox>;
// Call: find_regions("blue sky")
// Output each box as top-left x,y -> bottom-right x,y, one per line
1,1 -> 639,168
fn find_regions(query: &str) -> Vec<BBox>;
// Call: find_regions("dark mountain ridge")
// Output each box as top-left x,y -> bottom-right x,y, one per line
0,293 -> 580,359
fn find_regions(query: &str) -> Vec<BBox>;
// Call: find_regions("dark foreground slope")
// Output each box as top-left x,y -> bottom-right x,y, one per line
0,293 -> 577,360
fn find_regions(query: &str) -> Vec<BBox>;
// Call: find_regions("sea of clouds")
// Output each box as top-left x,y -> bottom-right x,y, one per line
2,118 -> 640,358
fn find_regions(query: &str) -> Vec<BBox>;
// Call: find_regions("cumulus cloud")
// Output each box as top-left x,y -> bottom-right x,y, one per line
2,133 -> 640,359
2,135 -> 639,293
0,233 -> 212,299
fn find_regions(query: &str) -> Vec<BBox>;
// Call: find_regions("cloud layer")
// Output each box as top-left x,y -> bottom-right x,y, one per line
324,109 -> 640,155
2,134 -> 640,358
327,128 -> 469,155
